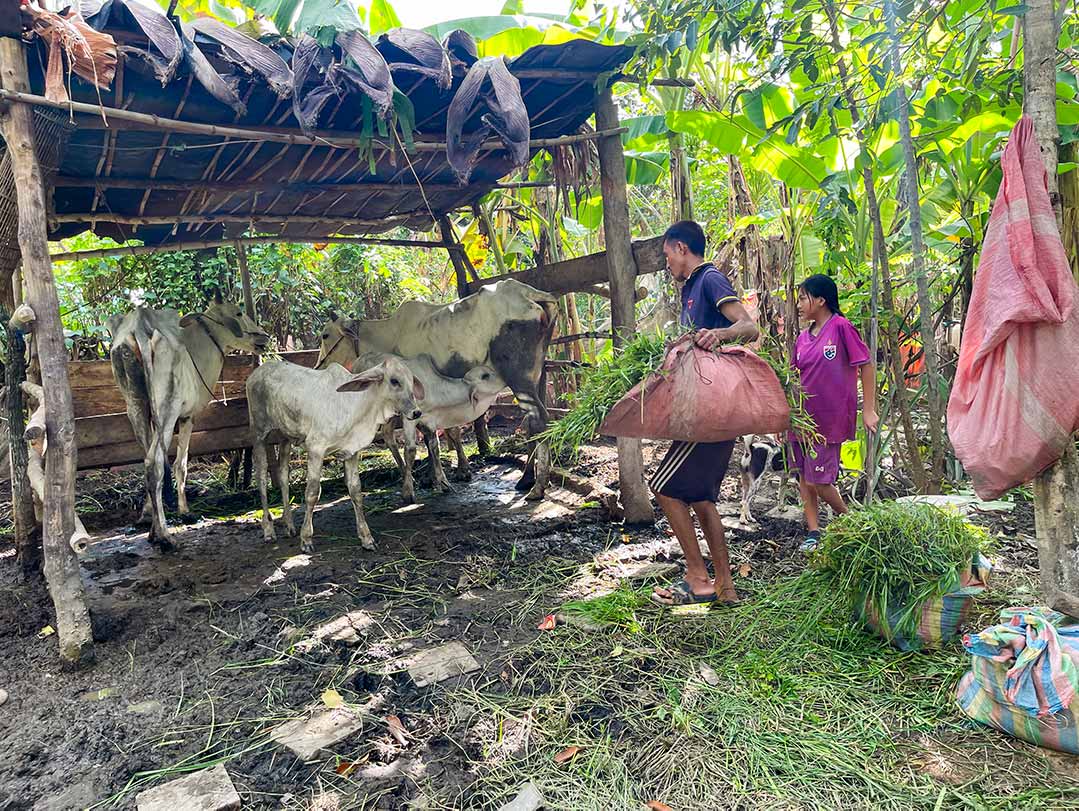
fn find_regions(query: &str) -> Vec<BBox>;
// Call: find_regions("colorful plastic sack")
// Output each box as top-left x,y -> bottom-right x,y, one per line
599,337 -> 790,443
956,608 -> 1079,754
858,556 -> 992,651
947,117 -> 1079,500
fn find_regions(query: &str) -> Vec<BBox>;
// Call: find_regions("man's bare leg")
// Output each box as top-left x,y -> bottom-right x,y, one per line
653,492 -> 715,601
692,501 -> 738,603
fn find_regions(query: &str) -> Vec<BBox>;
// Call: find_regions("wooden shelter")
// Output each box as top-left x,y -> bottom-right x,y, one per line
0,1 -> 667,662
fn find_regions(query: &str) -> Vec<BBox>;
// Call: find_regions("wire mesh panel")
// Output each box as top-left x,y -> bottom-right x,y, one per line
0,106 -> 74,275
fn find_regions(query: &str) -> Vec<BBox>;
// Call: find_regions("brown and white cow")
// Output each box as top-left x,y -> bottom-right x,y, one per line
316,279 -> 558,498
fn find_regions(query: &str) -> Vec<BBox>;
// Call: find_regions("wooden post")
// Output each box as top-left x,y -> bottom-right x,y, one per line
595,88 -> 654,525
0,36 -> 93,663
439,215 -> 492,456
234,243 -> 256,488
1024,0 -> 1079,616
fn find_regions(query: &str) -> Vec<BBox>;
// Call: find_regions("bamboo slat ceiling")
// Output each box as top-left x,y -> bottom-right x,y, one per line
31,0 -> 634,247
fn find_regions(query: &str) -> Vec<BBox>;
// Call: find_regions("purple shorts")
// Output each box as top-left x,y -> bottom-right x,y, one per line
791,441 -> 842,485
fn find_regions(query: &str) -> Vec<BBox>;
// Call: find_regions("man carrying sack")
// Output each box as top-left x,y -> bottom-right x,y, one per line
649,221 -> 759,608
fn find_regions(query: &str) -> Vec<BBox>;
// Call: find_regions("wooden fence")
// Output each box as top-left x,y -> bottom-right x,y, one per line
64,350 -> 575,471
70,350 -> 318,470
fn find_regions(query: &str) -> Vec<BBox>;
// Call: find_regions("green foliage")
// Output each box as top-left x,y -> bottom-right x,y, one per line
812,502 -> 993,639
539,329 -> 675,461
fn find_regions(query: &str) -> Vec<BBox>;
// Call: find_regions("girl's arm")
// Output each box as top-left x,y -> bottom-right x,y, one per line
860,363 -> 879,432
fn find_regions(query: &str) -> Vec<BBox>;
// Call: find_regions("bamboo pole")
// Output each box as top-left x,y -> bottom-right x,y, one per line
51,212 -> 410,228
53,176 -> 558,194
594,88 -> 654,525
49,235 -> 447,262
0,37 -> 93,663
0,90 -> 625,152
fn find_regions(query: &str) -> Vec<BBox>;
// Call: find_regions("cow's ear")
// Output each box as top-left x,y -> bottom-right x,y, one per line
212,289 -> 224,304
179,313 -> 199,328
327,310 -> 338,323
105,314 -> 123,339
341,319 -> 360,339
411,376 -> 425,402
223,316 -> 244,338
337,368 -> 384,393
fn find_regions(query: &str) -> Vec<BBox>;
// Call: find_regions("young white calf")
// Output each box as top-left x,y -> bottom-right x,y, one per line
246,357 -> 424,552
352,351 -> 505,503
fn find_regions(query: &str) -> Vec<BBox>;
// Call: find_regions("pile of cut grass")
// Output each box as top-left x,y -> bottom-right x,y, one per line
452,567 -> 1068,810
540,330 -> 671,461
812,501 -> 994,641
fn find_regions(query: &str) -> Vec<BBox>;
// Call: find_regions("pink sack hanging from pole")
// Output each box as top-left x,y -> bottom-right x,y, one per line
947,116 -> 1079,500
599,336 -> 790,443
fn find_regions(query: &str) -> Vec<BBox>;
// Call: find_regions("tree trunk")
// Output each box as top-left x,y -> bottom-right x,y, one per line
0,36 -> 93,663
1024,0 -> 1079,614
595,88 -> 654,525
825,0 -> 927,493
886,0 -> 946,492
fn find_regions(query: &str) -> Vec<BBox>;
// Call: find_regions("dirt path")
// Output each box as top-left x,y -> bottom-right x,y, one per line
0,442 -> 1073,810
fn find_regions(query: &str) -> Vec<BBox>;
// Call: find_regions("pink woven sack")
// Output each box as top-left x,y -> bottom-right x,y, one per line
599,337 -> 790,442
947,117 -> 1079,499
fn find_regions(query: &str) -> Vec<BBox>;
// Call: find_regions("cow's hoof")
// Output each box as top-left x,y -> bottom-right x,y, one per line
524,485 -> 546,502
400,492 -> 416,506
451,469 -> 472,483
433,480 -> 452,494
300,538 -> 315,554
262,527 -> 276,543
284,522 -> 298,538
149,534 -> 177,553
360,536 -> 375,552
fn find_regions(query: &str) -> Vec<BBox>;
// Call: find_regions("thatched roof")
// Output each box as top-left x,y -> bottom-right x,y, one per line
20,0 -> 634,248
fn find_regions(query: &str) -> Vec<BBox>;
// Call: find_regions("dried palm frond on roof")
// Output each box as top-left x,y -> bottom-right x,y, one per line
25,2 -> 117,104
549,122 -> 598,214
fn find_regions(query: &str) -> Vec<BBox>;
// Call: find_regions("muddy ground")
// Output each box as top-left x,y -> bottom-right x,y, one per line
0,432 -> 1062,810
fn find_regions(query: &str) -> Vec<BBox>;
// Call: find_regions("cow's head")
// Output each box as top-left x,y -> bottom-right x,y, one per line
336,356 -> 424,421
187,293 -> 270,353
316,313 -> 360,370
463,365 -> 505,412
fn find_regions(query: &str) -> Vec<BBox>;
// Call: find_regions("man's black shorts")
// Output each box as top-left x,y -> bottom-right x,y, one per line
649,439 -> 736,504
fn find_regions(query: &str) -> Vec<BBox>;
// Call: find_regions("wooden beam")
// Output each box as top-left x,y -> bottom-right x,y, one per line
53,176 -> 557,194
0,36 -> 93,663
473,236 -> 666,296
595,88 -> 653,525
0,90 -> 625,153
49,235 -> 447,263
51,212 -> 413,228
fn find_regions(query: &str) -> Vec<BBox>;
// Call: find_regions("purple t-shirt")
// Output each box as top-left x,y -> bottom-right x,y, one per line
793,315 -> 871,443
681,263 -> 739,330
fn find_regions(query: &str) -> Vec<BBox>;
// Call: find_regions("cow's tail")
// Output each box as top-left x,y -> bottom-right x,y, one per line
112,327 -> 160,436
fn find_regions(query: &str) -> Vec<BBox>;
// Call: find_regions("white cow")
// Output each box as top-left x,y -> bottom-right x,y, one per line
339,349 -> 506,503
316,279 -> 558,498
246,356 -> 425,552
107,294 -> 269,548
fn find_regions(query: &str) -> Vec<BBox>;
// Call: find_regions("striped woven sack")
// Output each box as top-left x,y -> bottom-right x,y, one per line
956,671 -> 1079,754
956,609 -> 1079,754
859,556 -> 992,651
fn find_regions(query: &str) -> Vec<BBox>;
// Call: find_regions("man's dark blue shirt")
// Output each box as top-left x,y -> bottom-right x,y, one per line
680,262 -> 739,330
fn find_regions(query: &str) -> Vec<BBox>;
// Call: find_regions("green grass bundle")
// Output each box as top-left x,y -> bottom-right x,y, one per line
812,501 -> 993,641
541,330 -> 671,461
756,337 -> 824,447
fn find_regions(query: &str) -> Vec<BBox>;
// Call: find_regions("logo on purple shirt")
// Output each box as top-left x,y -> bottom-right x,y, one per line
823,343 -> 837,361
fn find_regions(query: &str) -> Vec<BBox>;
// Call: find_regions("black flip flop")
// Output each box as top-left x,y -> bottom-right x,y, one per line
651,579 -> 716,608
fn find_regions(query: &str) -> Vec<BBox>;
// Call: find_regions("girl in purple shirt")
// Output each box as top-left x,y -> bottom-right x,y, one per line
793,274 -> 879,551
